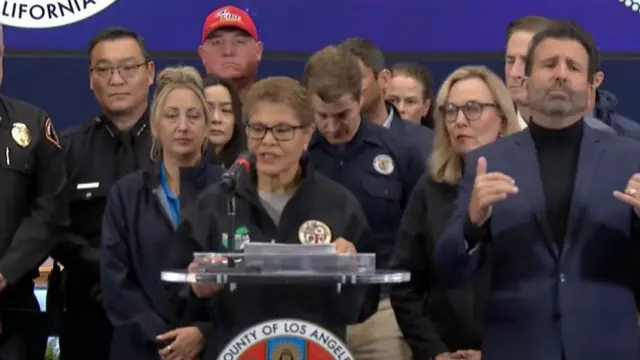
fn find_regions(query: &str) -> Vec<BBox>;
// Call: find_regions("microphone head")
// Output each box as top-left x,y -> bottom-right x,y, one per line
234,151 -> 256,172
238,151 -> 256,164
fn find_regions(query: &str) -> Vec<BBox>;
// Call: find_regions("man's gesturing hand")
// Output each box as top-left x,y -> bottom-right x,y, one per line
613,173 -> 640,215
468,157 -> 518,226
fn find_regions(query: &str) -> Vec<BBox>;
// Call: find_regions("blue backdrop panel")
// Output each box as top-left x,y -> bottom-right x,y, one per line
4,0 -> 640,52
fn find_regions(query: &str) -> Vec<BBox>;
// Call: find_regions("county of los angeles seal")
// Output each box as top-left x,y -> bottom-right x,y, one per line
0,0 -> 118,29
217,319 -> 355,360
621,0 -> 640,13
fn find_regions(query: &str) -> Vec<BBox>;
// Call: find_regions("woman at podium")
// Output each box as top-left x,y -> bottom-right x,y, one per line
100,66 -> 224,360
169,76 -> 376,356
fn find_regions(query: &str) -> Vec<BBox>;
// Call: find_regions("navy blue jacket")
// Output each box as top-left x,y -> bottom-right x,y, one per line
594,89 -> 640,141
100,157 -> 222,360
387,103 -> 434,161
435,125 -> 640,360
308,118 -> 426,269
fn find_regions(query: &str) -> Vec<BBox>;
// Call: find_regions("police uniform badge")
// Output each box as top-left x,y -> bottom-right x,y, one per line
298,220 -> 332,244
11,123 -> 31,148
373,154 -> 394,175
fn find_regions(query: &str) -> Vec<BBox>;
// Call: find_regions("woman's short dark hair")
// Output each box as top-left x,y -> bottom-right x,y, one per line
202,74 -> 246,168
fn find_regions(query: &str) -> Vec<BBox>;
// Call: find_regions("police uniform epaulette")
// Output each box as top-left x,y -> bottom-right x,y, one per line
0,94 -> 48,126
60,116 -> 100,139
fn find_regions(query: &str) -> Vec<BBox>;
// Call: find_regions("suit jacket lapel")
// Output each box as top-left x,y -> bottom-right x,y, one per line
563,127 -> 605,252
511,131 -> 558,257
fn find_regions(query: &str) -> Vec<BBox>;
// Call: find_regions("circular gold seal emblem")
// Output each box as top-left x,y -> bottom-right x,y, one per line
298,220 -> 332,244
11,123 -> 31,148
373,154 -> 394,175
217,318 -> 356,360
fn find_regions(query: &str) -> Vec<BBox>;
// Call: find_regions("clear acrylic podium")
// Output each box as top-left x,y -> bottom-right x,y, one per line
161,248 -> 410,359
161,251 -> 410,292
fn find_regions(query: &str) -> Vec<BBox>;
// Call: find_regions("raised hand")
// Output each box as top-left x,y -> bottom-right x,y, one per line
468,157 -> 518,226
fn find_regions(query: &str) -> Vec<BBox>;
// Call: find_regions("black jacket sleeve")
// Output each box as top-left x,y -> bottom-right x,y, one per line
50,128 -> 101,272
167,191 -> 218,339
390,178 -> 449,359
100,184 -> 169,343
401,143 -> 427,208
0,116 -> 68,283
434,151 -> 489,287
327,194 -> 379,324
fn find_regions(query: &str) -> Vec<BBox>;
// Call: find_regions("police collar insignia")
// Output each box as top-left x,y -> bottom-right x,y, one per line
11,123 -> 31,148
298,220 -> 332,244
373,154 -> 394,175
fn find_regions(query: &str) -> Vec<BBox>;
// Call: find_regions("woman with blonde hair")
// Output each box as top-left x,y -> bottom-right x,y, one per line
100,66 -> 223,360
390,66 -> 521,360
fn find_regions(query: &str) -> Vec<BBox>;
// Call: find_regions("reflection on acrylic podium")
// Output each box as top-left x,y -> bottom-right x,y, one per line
162,246 -> 410,360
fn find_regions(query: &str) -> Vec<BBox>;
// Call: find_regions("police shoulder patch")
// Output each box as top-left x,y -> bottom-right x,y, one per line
44,118 -> 62,149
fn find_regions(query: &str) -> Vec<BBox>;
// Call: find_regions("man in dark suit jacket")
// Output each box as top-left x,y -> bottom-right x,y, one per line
435,21 -> 640,360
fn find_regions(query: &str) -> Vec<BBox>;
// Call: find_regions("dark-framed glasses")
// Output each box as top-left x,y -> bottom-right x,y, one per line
439,101 -> 498,123
90,62 -> 148,80
245,123 -> 306,141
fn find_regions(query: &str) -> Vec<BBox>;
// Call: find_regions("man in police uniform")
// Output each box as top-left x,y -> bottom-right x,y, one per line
50,27 -> 154,360
303,46 -> 423,360
337,38 -> 434,161
0,25 -> 69,360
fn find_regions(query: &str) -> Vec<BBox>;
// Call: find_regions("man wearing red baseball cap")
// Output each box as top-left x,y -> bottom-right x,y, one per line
198,5 -> 263,97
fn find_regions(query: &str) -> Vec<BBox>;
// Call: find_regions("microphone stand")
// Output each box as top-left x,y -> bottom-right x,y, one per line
223,185 -> 239,292
227,194 -> 237,253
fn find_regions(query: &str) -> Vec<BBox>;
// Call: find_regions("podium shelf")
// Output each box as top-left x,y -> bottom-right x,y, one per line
161,269 -> 410,285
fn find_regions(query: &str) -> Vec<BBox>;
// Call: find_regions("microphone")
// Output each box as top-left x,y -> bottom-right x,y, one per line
220,152 -> 256,194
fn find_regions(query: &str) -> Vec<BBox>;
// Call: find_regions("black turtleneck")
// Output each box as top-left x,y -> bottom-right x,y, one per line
529,119 -> 583,247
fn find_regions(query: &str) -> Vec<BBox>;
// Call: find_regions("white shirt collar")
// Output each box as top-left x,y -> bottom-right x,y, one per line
382,107 -> 395,128
517,110 -> 528,129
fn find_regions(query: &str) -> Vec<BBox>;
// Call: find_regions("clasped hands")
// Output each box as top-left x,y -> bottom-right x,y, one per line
469,157 -> 640,226
157,326 -> 204,360
188,237 -> 356,298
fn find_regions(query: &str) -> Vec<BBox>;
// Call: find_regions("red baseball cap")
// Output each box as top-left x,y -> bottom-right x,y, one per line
202,6 -> 258,43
